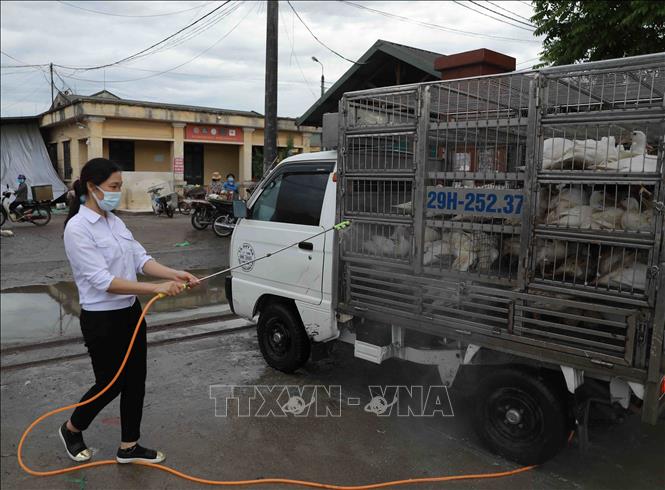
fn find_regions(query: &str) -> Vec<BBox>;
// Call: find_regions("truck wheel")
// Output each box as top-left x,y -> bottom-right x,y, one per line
474,368 -> 568,465
257,302 -> 310,373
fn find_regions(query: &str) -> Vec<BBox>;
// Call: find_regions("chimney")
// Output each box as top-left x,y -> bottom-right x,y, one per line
434,49 -> 516,80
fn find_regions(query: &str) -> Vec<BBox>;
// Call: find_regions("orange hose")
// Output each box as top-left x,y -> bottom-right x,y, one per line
18,293 -> 537,488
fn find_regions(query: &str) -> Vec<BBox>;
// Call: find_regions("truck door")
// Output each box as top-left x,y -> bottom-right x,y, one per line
233,162 -> 334,305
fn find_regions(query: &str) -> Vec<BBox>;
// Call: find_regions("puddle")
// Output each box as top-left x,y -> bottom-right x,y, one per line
0,268 -> 228,346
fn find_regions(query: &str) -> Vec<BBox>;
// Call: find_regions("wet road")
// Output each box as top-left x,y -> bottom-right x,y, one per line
0,268 -> 228,346
0,213 -> 230,290
1,330 -> 663,490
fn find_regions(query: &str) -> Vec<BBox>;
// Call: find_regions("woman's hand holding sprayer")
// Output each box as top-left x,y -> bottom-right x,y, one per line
153,270 -> 201,297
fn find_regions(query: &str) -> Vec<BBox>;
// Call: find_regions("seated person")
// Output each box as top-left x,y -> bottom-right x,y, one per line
207,172 -> 224,196
9,174 -> 28,215
223,173 -> 239,196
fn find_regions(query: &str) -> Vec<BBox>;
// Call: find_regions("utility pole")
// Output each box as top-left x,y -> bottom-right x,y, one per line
263,0 -> 278,175
49,63 -> 54,105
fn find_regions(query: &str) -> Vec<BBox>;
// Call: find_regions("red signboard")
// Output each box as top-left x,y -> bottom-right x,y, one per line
173,156 -> 184,174
185,124 -> 244,143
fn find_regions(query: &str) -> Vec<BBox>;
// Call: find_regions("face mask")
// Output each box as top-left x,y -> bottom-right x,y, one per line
227,178 -> 235,184
17,179 -> 25,184
93,186 -> 122,211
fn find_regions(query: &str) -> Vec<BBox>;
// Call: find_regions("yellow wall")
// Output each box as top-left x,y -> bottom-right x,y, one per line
135,140 -> 172,171
203,144 -> 239,183
102,119 -> 174,140
251,129 -> 305,148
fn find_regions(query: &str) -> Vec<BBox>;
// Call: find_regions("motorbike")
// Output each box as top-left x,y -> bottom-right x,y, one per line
0,186 -> 51,226
190,192 -> 234,232
212,203 -> 237,237
147,186 -> 177,218
177,185 -> 206,215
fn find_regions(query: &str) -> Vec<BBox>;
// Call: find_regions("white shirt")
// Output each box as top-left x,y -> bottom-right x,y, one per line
64,206 -> 153,311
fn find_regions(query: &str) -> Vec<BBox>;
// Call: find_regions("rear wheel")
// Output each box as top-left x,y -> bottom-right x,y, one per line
178,201 -> 191,215
166,205 -> 174,218
474,368 -> 568,465
257,302 -> 310,373
191,209 -> 209,230
0,208 -> 6,227
213,214 -> 234,237
30,204 -> 51,226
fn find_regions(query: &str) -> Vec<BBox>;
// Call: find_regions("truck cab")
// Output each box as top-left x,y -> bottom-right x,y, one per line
227,151 -> 340,372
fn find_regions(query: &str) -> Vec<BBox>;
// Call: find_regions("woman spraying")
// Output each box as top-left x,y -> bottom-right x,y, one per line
60,158 -> 199,464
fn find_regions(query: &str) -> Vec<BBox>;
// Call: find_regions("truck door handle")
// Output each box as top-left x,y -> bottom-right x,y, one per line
298,241 -> 314,251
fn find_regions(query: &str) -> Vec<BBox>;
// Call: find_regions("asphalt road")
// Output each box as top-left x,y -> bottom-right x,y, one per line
0,213 -> 229,290
1,330 -> 663,490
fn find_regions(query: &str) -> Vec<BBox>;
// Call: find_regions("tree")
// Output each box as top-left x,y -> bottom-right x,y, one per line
531,1 -> 665,66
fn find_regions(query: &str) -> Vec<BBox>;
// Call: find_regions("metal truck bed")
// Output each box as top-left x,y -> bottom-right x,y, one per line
335,53 -> 665,423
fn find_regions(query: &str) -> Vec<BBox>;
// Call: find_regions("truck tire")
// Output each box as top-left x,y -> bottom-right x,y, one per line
257,302 -> 310,373
473,367 -> 568,465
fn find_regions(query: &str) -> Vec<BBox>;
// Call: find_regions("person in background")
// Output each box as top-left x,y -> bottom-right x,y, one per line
9,174 -> 28,216
207,172 -> 224,196
60,158 -> 199,465
223,173 -> 239,197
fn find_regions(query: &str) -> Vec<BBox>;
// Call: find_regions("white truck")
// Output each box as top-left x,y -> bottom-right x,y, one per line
226,54 -> 665,464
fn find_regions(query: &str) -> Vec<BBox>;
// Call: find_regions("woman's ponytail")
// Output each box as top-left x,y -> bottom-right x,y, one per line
64,179 -> 83,226
64,158 -> 122,227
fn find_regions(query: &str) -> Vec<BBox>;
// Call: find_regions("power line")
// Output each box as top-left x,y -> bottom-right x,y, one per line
1,70 -> 50,112
110,1 -> 242,65
287,1 -> 363,65
280,8 -> 317,99
57,2 -> 253,84
54,1 -> 233,71
468,0 -> 535,28
486,1 -> 534,24
452,1 -> 534,31
56,0 -> 215,18
339,1 -> 539,44
0,50 -> 49,68
516,56 -> 540,67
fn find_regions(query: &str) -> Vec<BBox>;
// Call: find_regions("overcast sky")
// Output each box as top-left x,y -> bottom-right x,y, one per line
0,1 -> 543,119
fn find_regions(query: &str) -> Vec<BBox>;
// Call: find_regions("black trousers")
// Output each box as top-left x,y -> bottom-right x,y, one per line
70,300 -> 147,442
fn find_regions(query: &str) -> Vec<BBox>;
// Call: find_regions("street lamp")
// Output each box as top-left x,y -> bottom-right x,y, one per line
311,56 -> 324,98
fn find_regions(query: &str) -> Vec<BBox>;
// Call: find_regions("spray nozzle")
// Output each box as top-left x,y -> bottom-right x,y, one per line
334,220 -> 351,230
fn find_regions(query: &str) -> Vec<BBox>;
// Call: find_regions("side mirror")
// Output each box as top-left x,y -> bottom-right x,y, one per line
233,199 -> 247,219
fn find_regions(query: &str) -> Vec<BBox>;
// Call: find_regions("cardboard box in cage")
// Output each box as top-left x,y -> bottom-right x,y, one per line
31,185 -> 53,202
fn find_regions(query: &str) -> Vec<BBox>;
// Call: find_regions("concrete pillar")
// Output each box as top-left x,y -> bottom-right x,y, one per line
239,128 -> 255,195
70,138 -> 79,180
56,141 -> 65,179
172,122 -> 186,183
303,132 -> 311,153
86,116 -> 105,159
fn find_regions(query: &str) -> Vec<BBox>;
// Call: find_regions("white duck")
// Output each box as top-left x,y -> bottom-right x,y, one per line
615,131 -> 658,172
589,190 -> 624,230
555,259 -> 587,280
547,185 -> 588,213
533,239 -> 569,271
542,137 -> 618,170
597,262 -> 648,291
620,197 -> 652,232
